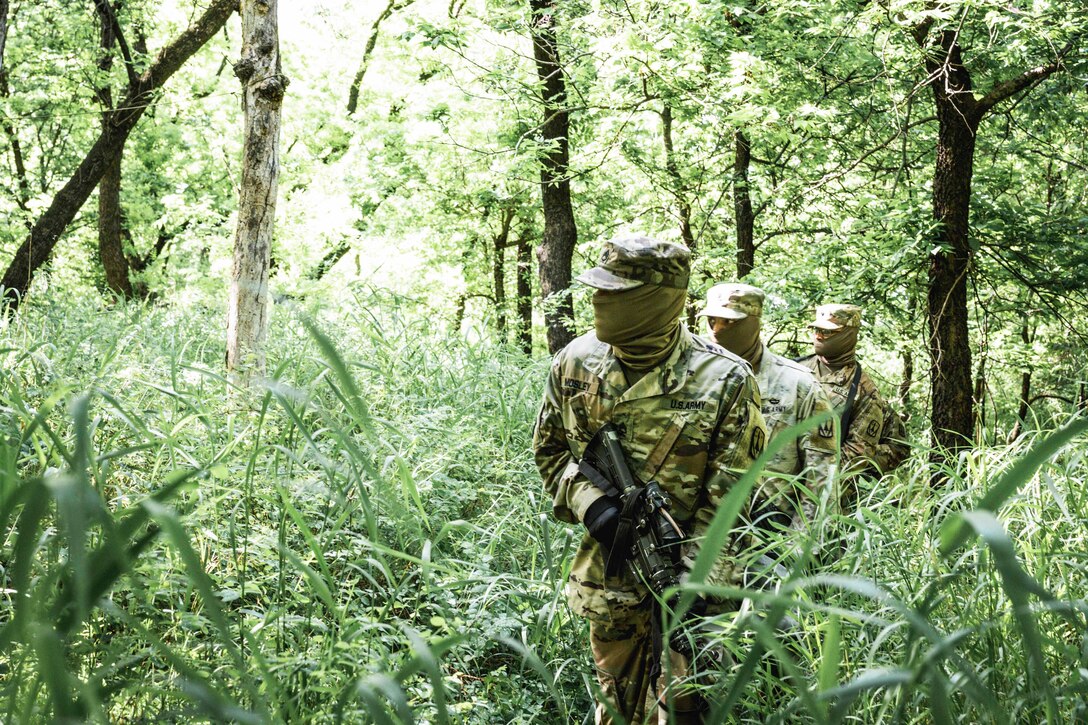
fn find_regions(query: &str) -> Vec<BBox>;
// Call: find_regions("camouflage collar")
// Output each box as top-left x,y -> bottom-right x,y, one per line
613,328 -> 692,404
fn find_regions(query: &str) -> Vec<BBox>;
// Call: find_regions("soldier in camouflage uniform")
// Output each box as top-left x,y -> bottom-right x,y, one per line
698,283 -> 836,531
798,304 -> 909,510
533,237 -> 767,724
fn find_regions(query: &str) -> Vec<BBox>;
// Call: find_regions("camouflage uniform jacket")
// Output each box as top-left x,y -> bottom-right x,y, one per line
533,328 -> 767,621
798,356 -> 909,478
752,346 -> 837,527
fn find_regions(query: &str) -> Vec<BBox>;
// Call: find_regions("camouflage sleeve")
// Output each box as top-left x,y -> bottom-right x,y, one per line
688,371 -> 767,588
532,356 -> 605,525
794,377 -> 837,526
873,405 -> 910,474
840,388 -> 884,478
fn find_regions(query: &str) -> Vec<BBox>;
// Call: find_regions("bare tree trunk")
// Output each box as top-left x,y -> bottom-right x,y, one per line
0,0 -> 30,217
492,207 -> 514,341
516,231 -> 532,354
529,0 -> 577,355
660,105 -> 694,251
899,349 -> 913,411
973,349 -> 986,444
98,154 -> 134,297
661,104 -> 699,326
0,0 -> 238,314
227,0 -> 287,378
912,24 -> 1071,469
95,0 -> 135,299
927,78 -> 977,457
1009,321 -> 1034,441
0,1 -> 9,78
733,130 -> 755,278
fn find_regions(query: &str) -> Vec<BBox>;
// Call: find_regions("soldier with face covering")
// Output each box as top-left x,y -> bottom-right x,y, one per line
798,304 -> 909,510
533,237 -> 767,724
698,283 -> 836,531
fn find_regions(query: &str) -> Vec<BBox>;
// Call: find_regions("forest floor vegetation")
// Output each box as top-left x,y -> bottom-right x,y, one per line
1,287 -> 1086,723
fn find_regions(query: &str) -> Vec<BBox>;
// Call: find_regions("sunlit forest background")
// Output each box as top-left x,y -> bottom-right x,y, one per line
1,0 -> 1087,722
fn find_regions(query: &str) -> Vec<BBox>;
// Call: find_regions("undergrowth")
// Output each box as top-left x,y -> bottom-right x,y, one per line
1,286 -> 1086,723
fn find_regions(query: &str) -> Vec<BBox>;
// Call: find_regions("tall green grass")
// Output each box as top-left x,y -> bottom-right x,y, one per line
2,287 -> 1087,723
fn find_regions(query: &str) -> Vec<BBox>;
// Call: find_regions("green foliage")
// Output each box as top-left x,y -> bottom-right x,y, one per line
2,291 -> 1088,722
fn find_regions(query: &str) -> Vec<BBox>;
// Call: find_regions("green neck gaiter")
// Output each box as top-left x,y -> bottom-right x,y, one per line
593,284 -> 686,370
712,316 -> 763,369
815,327 -> 858,369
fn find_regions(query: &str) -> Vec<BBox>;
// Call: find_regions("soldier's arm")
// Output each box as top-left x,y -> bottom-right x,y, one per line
793,379 -> 838,526
872,405 -> 910,474
839,390 -> 883,477
532,357 -> 606,525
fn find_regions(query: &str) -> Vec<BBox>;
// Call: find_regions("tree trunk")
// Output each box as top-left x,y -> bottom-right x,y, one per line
492,207 -> 514,342
0,0 -> 29,217
661,104 -> 699,326
913,25 -> 1070,468
973,350 -> 986,444
925,31 -> 979,458
899,348 -> 913,411
0,0 -> 8,74
516,231 -> 532,355
95,1 -> 134,299
661,105 -> 694,251
529,0 -> 577,355
98,153 -> 134,297
1009,321 -> 1034,441
226,0 -> 287,378
0,0 -> 238,314
733,130 -> 755,278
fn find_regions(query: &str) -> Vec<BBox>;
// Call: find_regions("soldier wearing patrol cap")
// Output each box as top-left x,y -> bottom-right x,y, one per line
698,283 -> 836,532
798,304 -> 909,509
533,236 -> 767,724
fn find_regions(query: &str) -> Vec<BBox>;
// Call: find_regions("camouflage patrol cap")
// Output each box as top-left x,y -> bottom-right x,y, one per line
575,236 -> 690,291
698,283 -> 764,320
811,303 -> 862,330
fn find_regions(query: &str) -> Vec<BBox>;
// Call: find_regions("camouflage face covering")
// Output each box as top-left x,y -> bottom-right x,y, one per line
814,326 -> 857,368
710,315 -> 762,367
593,284 -> 686,370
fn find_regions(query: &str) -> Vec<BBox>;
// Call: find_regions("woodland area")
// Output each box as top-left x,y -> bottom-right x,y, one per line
1,0 -> 1087,722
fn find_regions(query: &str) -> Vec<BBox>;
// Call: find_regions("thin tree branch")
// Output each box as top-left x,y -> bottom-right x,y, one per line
93,0 -> 139,88
976,40 -> 1076,116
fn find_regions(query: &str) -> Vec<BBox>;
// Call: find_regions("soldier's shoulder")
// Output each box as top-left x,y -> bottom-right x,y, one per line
856,367 -> 884,396
690,333 -> 753,376
766,350 -> 816,377
553,331 -> 609,368
690,332 -> 744,364
794,353 -> 817,369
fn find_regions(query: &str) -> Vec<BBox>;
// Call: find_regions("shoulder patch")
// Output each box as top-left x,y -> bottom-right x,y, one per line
866,419 -> 880,437
818,419 -> 835,439
749,427 -> 766,459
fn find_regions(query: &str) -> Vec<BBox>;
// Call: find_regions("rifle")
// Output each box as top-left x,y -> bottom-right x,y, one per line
578,423 -> 700,658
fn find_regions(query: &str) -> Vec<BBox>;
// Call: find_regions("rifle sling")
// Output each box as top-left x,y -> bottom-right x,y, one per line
577,460 -> 622,500
605,486 -> 646,577
840,363 -> 863,446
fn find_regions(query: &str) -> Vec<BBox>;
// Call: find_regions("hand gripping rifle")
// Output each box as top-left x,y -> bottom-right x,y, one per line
577,423 -> 700,658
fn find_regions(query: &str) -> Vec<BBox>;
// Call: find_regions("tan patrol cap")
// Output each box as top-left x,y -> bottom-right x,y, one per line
575,236 -> 690,291
698,283 -> 764,320
811,303 -> 862,330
